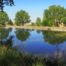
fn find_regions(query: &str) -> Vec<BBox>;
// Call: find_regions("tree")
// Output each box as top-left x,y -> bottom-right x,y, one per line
0,11 -> 9,26
15,10 -> 30,26
42,5 -> 66,26
0,0 -> 14,11
61,17 -> 66,26
36,17 -> 41,26
8,19 -> 13,25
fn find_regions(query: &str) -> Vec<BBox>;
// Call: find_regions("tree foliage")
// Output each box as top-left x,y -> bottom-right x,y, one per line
42,5 -> 66,26
8,19 -> 13,25
0,0 -> 14,11
15,10 -> 30,26
61,17 -> 66,25
0,11 -> 9,26
36,17 -> 41,26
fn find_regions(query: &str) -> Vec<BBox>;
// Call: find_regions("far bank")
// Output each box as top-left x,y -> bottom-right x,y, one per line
2,25 -> 66,32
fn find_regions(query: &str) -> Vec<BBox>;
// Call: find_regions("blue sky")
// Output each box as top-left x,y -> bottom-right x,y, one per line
4,0 -> 66,22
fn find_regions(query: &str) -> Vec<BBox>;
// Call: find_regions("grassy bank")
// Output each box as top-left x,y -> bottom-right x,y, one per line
0,44 -> 65,66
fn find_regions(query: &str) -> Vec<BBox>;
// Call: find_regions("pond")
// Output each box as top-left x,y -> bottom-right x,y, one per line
0,28 -> 66,60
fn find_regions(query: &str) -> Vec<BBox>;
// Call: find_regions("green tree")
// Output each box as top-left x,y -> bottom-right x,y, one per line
0,11 -> 9,26
0,0 -> 14,11
61,17 -> 66,26
15,10 -> 30,26
36,17 -> 41,26
8,19 -> 13,25
42,5 -> 66,26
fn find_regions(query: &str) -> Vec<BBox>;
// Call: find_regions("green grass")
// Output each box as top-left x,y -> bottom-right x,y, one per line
0,44 -> 65,66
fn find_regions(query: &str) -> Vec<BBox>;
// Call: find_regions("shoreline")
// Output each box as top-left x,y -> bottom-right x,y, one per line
1,25 -> 66,32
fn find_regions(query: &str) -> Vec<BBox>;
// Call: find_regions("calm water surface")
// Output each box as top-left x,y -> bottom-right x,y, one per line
0,28 -> 66,59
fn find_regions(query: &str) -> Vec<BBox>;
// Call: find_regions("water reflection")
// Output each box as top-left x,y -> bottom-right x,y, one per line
15,28 -> 30,41
42,31 -> 66,65
0,28 -> 13,49
36,30 -> 41,34
14,29 -> 66,57
42,31 -> 66,44
0,28 -> 66,66
0,28 -> 12,40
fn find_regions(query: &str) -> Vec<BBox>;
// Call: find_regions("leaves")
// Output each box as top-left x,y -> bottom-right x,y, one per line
42,5 -> 66,26
0,11 -> 9,26
15,10 -> 30,26
36,17 -> 41,26
0,0 -> 14,11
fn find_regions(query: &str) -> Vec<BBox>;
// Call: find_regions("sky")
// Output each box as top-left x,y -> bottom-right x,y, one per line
4,0 -> 66,22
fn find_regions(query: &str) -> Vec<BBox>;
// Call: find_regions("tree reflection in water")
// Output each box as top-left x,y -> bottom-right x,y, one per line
36,30 -> 41,34
0,28 -> 66,66
42,31 -> 66,44
15,28 -> 30,41
0,28 -> 13,49
42,31 -> 66,66
0,28 -> 12,40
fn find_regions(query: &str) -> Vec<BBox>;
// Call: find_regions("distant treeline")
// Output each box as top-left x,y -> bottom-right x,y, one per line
0,5 -> 66,27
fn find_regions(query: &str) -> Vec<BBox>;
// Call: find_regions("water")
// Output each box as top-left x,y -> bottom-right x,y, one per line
0,28 -> 66,59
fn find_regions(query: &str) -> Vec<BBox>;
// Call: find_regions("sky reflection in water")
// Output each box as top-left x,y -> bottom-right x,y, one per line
0,28 -> 66,59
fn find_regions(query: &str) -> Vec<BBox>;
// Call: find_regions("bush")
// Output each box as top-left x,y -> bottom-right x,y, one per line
42,19 -> 54,26
61,17 -> 66,26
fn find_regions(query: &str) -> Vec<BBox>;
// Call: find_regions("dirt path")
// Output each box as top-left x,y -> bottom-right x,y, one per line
4,25 -> 66,32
